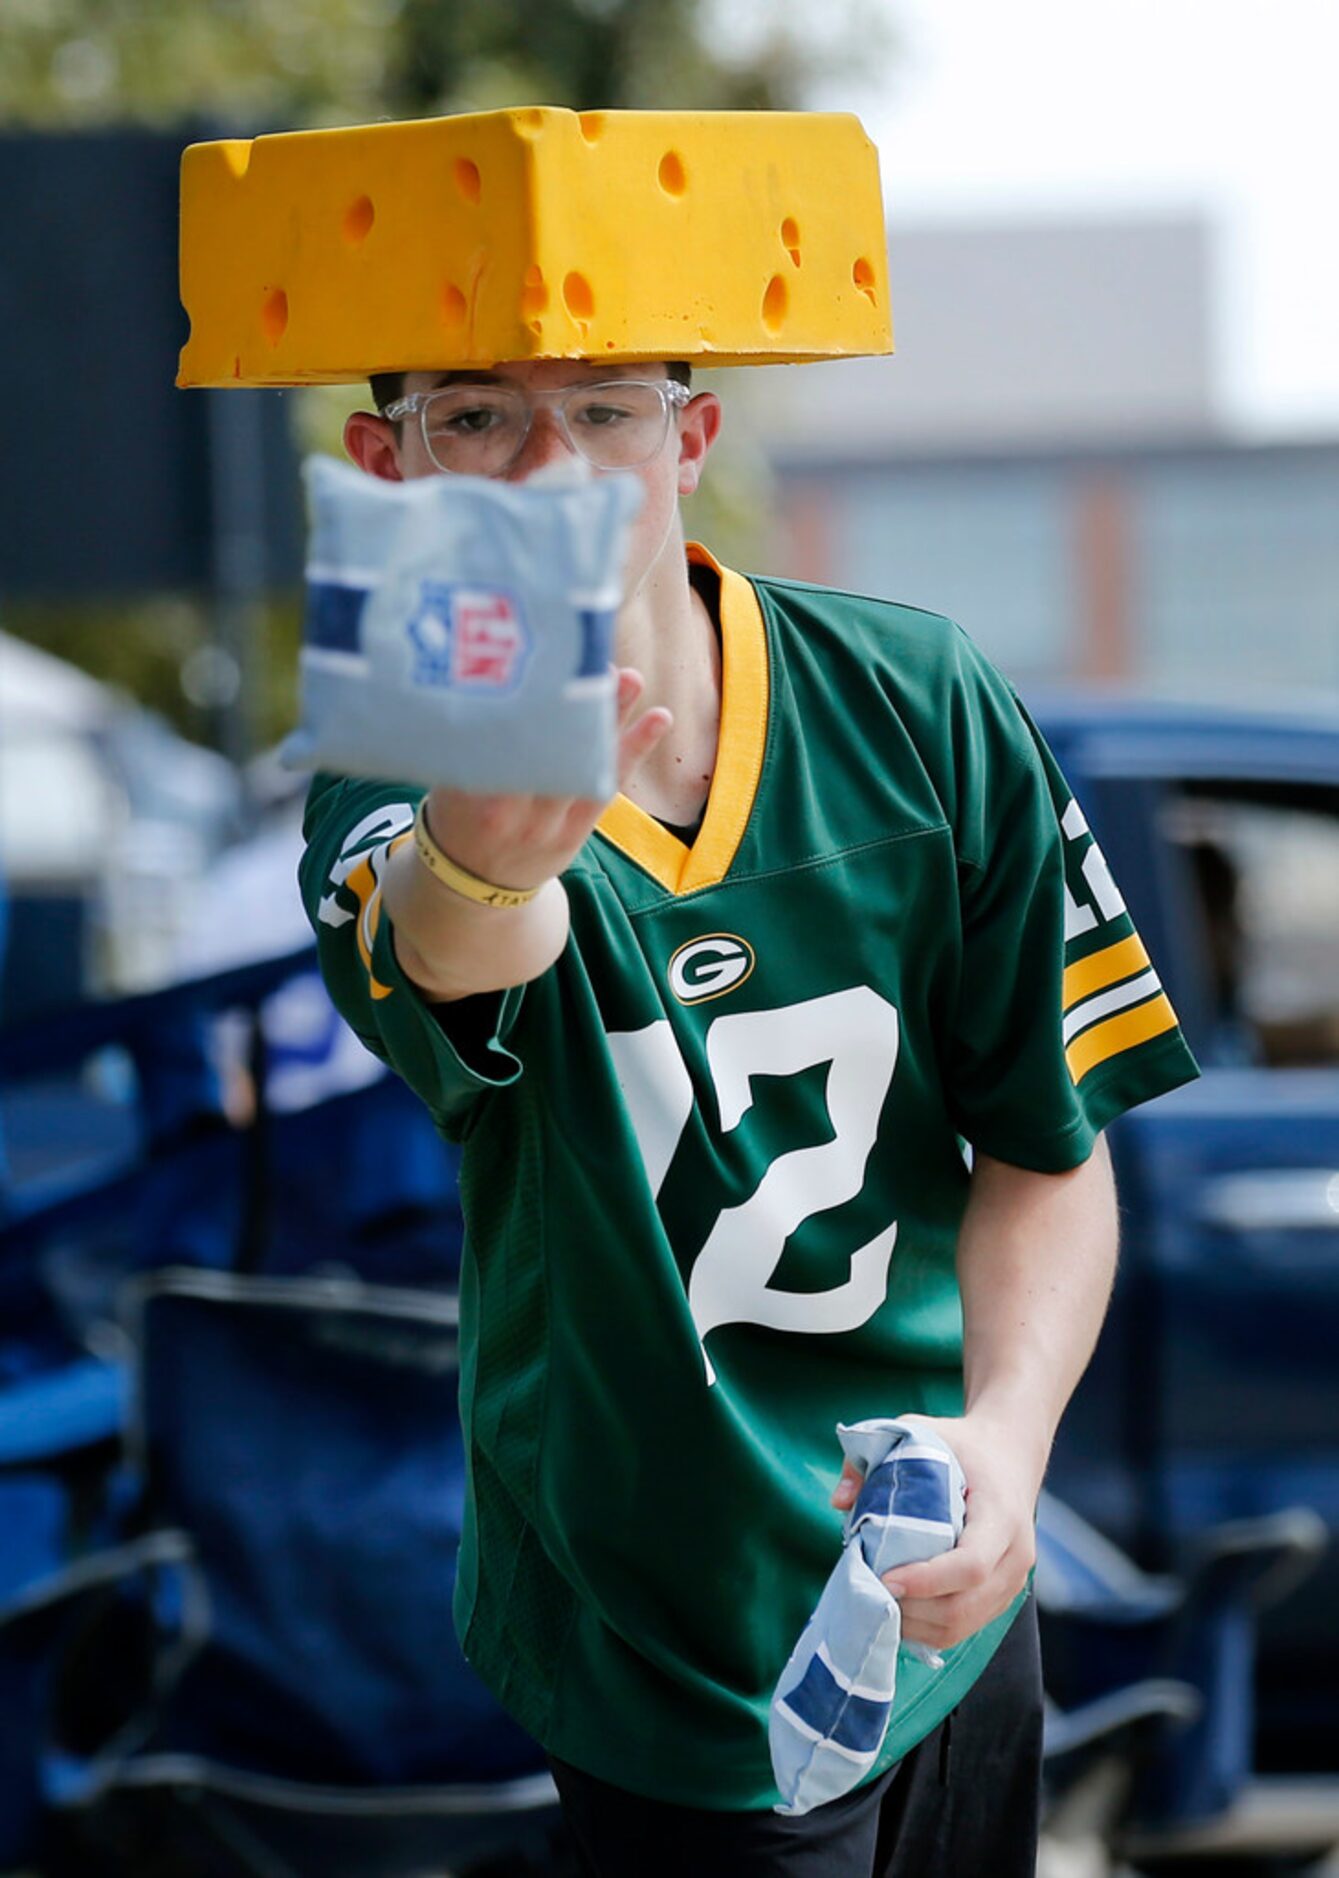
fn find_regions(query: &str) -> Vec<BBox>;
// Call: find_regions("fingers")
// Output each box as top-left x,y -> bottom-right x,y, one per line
619,705 -> 673,773
886,1547 -> 986,1605
616,665 -> 645,725
882,1522 -> 1034,1650
830,1461 -> 864,1511
615,666 -> 672,788
896,1590 -> 1018,1652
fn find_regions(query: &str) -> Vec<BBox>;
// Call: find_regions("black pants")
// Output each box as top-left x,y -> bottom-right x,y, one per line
548,1599 -> 1042,1878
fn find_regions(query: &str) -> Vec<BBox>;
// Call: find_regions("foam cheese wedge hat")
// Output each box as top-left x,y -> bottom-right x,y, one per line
178,107 -> 892,386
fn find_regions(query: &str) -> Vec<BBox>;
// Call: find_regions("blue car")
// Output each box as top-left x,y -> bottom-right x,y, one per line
1033,694 -> 1339,1838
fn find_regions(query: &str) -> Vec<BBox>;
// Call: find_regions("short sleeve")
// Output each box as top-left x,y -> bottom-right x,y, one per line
299,775 -> 525,1135
941,642 -> 1198,1171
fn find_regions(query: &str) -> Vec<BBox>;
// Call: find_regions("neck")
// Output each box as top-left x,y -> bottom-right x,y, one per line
616,528 -> 721,827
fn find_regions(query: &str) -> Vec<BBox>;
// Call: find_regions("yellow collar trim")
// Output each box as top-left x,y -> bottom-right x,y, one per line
596,543 -> 769,895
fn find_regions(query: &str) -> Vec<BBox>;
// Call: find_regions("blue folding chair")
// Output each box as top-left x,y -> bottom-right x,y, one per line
1,949 -> 475,1871
31,1268 -> 564,1877
1036,1486 -> 1329,1866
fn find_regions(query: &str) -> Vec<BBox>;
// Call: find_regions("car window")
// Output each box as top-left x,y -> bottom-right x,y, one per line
1161,785 -> 1339,1069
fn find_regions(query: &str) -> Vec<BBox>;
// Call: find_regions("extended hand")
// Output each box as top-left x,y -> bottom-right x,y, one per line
387,666 -> 672,1002
425,666 -> 670,892
830,1409 -> 1045,1651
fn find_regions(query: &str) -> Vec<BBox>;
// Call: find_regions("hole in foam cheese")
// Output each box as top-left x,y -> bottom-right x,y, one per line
521,265 -> 549,315
260,288 -> 288,345
562,270 -> 595,324
343,194 -> 375,245
761,274 -> 788,334
658,150 -> 688,196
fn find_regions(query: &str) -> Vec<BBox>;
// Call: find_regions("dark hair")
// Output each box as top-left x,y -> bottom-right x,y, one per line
369,360 -> 692,415
369,371 -> 404,413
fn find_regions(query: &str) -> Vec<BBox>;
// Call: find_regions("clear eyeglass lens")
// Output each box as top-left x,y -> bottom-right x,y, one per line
562,384 -> 670,467
419,382 -> 672,474
421,387 -> 528,474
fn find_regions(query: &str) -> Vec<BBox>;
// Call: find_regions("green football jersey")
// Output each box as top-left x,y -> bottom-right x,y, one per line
300,545 -> 1198,1809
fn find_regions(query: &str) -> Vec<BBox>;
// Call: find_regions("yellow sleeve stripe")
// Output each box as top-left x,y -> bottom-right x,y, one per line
1063,968 -> 1161,1047
1063,932 -> 1151,1010
1066,992 -> 1179,1083
348,832 -> 412,1002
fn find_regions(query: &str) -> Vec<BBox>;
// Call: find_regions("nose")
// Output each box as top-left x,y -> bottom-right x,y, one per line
504,407 -> 576,481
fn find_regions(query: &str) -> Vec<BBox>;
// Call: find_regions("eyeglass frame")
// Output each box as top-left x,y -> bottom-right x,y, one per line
381,376 -> 693,477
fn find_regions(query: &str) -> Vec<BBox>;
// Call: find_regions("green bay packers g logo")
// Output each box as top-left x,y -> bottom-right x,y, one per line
668,934 -> 755,1005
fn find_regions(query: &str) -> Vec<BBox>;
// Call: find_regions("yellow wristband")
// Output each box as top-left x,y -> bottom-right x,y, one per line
412,800 -> 541,910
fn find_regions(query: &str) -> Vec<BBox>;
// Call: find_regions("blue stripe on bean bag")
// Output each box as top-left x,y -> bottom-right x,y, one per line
576,606 -> 616,679
304,582 -> 369,655
857,1454 -> 953,1525
782,1654 -> 891,1755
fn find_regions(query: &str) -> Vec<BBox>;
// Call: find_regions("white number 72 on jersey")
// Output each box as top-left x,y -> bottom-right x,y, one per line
606,986 -> 900,1386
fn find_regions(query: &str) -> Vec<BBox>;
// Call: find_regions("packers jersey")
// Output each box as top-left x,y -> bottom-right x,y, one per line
300,544 -> 1198,1809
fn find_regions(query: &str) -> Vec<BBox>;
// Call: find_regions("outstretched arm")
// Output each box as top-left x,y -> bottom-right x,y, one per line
382,667 -> 670,1002
833,1137 -> 1119,1650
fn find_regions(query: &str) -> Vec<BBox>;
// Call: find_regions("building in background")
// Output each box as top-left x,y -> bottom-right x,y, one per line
751,217 -> 1339,699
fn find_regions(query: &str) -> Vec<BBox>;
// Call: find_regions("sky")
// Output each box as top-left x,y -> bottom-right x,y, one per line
807,0 -> 1339,436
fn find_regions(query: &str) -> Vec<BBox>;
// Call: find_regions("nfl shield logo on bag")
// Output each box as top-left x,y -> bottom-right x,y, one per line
407,582 -> 531,694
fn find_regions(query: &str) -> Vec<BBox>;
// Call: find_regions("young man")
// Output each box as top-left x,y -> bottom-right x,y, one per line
299,352 -> 1199,1874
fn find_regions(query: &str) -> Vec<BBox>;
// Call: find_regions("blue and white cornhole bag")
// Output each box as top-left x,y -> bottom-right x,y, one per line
284,456 -> 642,799
770,1417 -> 966,1817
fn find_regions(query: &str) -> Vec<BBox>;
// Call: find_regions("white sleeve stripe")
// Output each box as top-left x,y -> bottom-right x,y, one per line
1063,969 -> 1163,1045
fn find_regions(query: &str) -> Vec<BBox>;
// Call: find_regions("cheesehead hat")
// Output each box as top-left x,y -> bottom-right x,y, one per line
178,107 -> 892,386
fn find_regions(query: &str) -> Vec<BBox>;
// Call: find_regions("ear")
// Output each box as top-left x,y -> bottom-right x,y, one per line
675,391 -> 722,498
344,409 -> 405,482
